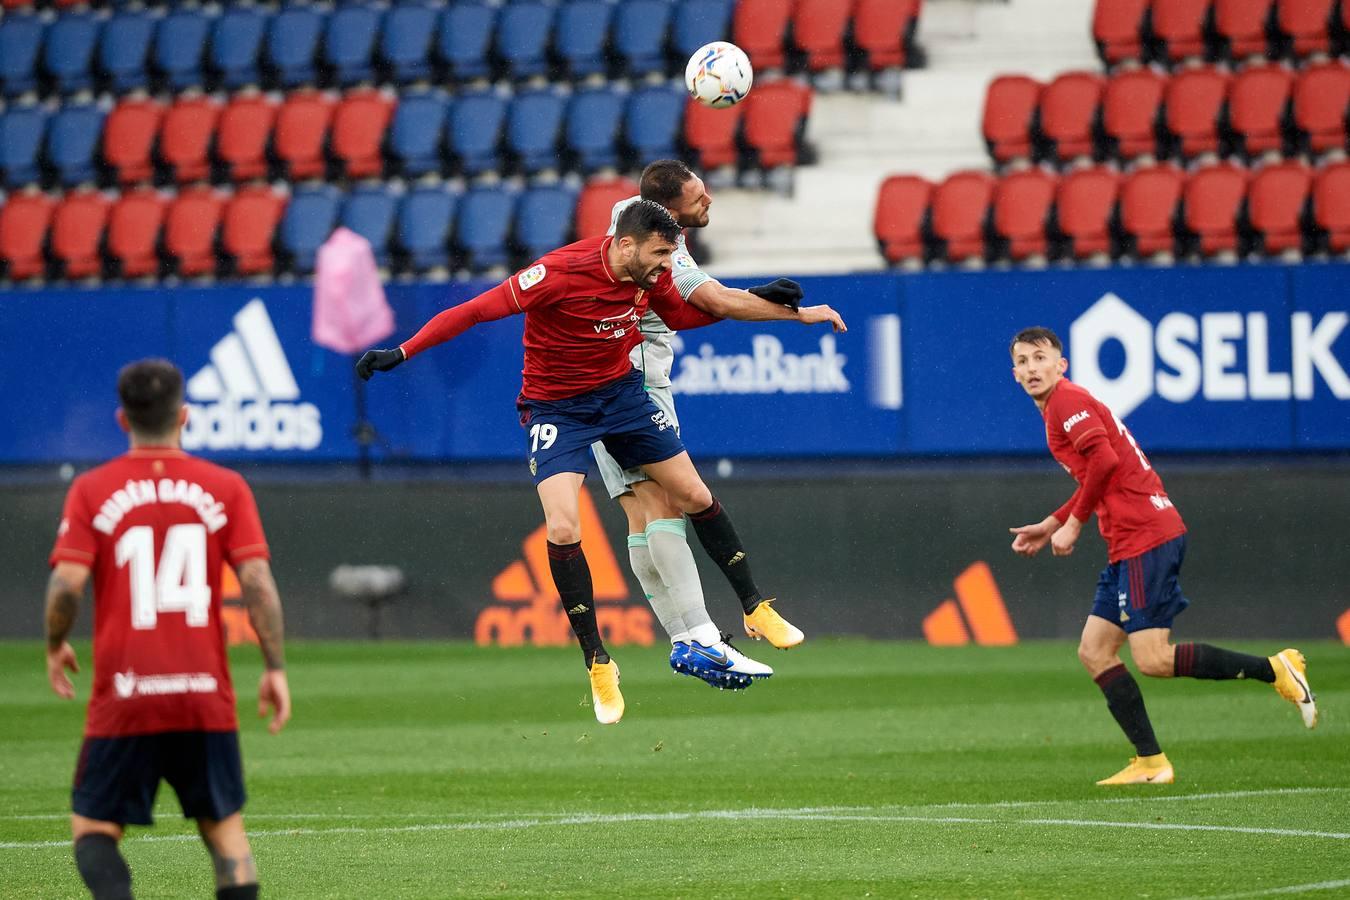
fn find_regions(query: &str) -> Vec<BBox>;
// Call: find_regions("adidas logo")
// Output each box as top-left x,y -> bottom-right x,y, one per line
567,604 -> 590,615
922,562 -> 1018,647
182,299 -> 322,452
727,551 -> 745,566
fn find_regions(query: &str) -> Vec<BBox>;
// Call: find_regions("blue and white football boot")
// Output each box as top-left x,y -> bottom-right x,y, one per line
670,634 -> 773,690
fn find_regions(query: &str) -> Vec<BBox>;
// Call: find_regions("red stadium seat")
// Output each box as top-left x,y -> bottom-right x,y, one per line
1312,161 -> 1350,253
982,75 -> 1041,165
1038,71 -> 1105,163
791,0 -> 853,73
51,190 -> 111,279
1214,0 -> 1275,60
1183,163 -> 1249,255
222,184 -> 286,275
732,0 -> 792,72
853,0 -> 919,71
575,176 -> 639,238
1163,66 -> 1230,158
165,185 -> 225,276
1276,0 -> 1334,57
931,170 -> 994,263
332,89 -> 395,180
991,168 -> 1056,261
684,97 -> 743,170
1292,60 -> 1350,154
274,90 -> 335,181
873,174 -> 932,265
0,191 -> 54,280
1247,160 -> 1311,254
742,78 -> 811,169
1055,166 -> 1119,258
1228,63 -> 1293,157
107,188 -> 166,278
1152,0 -> 1212,63
217,92 -> 278,183
1102,68 -> 1165,160
1092,0 -> 1149,65
160,96 -> 222,184
104,98 -> 165,185
1120,164 -> 1184,257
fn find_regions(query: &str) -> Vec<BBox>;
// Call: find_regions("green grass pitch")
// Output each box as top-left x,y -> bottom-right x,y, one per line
2,640 -> 1346,898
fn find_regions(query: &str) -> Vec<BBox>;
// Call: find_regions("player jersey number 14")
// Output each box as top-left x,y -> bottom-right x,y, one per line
115,524 -> 212,630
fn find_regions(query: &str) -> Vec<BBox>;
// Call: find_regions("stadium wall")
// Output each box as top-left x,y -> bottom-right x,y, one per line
3,466 -> 1347,643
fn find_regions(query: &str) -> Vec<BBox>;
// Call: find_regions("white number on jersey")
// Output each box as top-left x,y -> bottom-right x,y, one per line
115,524 -> 212,630
530,423 -> 559,452
1109,411 -> 1152,471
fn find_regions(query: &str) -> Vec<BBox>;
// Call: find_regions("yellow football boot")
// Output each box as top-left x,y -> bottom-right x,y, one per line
587,658 -> 624,725
1096,753 -> 1174,786
1270,648 -> 1318,729
743,598 -> 804,649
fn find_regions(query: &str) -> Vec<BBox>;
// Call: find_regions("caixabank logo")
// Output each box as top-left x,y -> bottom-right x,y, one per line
183,299 -> 323,452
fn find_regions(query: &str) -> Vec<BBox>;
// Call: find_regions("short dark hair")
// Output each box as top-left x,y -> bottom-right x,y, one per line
639,159 -> 695,207
1009,326 -> 1062,357
117,358 -> 184,436
614,199 -> 681,245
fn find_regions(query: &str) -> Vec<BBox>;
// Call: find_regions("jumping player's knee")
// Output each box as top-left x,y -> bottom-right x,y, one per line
1077,642 -> 1116,675
1135,648 -> 1175,678
667,480 -> 713,514
545,519 -> 582,545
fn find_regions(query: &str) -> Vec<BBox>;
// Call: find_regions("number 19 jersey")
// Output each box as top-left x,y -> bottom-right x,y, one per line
49,448 -> 270,738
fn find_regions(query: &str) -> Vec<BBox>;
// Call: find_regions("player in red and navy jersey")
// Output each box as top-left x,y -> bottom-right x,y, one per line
1007,327 -> 1317,785
46,359 -> 289,900
357,201 -> 792,725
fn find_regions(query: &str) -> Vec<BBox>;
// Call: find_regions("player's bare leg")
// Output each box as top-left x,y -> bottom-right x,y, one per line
71,815 -> 131,900
641,452 -> 803,648
1079,617 -> 1172,785
536,472 -> 623,723
198,814 -> 259,898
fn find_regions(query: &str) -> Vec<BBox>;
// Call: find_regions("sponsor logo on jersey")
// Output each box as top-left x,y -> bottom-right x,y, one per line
183,299 -> 322,452
1062,410 -> 1091,432
113,670 -> 219,699
518,263 -> 547,291
1071,292 -> 1350,418
1149,493 -> 1175,511
593,306 -> 640,339
650,409 -> 674,431
670,335 -> 850,396
672,250 -> 696,271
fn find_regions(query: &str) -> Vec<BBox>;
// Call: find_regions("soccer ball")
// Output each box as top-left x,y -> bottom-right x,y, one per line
684,41 -> 754,109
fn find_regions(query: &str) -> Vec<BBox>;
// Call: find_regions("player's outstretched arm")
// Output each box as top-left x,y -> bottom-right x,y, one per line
687,280 -> 846,332
44,562 -> 89,699
237,558 -> 291,734
356,283 -> 520,381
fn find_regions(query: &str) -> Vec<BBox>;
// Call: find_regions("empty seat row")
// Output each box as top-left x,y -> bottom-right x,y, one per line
0,0 -> 738,99
1093,0 -> 1349,67
873,159 -> 1350,266
982,60 -> 1350,168
734,0 -> 924,74
0,176 -> 646,283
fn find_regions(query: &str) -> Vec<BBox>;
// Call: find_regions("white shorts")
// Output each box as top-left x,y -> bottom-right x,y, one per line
591,384 -> 680,500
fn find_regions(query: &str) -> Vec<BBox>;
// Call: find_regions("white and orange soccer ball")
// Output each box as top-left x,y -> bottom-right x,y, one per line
684,41 -> 754,109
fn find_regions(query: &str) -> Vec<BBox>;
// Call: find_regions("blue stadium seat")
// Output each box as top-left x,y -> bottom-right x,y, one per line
449,88 -> 507,176
388,89 -> 449,177
155,10 -> 210,92
507,89 -> 566,175
456,185 -> 516,270
566,87 -> 625,172
1,14 -> 44,98
43,12 -> 100,96
340,184 -> 399,267
211,7 -> 270,91
626,85 -> 686,163
268,6 -> 325,88
0,106 -> 47,188
325,5 -> 382,87
495,1 -> 554,80
99,11 -> 155,95
47,103 -> 105,187
397,184 -> 458,272
380,3 -> 439,84
279,184 -> 341,274
555,1 -> 613,79
437,2 -> 495,82
515,185 -> 577,261
613,0 -> 673,77
672,0 -> 735,60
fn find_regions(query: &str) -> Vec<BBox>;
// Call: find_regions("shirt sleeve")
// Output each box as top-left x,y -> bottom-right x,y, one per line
399,283 -> 520,360
1046,390 -> 1107,450
646,274 -> 722,330
670,239 -> 714,301
503,256 -> 569,312
223,474 -> 270,565
1069,431 -> 1121,522
49,477 -> 98,568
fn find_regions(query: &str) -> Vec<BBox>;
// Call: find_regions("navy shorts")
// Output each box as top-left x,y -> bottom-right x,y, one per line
1091,534 -> 1190,633
518,369 -> 685,485
72,731 -> 245,826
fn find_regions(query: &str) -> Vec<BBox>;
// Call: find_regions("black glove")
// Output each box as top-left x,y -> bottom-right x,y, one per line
746,277 -> 803,311
355,348 -> 405,381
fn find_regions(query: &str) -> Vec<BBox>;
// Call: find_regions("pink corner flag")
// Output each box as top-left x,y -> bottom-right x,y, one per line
312,227 -> 395,354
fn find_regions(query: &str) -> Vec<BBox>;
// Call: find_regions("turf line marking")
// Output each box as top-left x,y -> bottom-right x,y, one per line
1176,878 -> 1350,899
775,813 -> 1350,840
922,787 -> 1350,810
